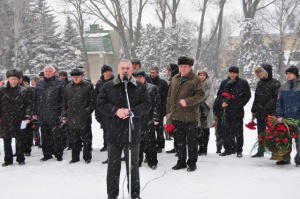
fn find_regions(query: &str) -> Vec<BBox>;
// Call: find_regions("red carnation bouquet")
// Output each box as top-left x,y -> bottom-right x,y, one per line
255,115 -> 299,159
220,92 -> 235,125
163,117 -> 175,137
245,117 -> 257,130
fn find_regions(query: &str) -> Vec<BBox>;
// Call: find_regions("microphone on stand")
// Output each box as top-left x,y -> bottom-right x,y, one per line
123,74 -> 129,90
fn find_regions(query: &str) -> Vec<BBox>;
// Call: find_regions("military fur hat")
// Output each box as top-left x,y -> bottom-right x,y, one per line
178,56 -> 194,66
70,68 -> 83,76
229,66 -> 239,74
132,69 -> 146,77
6,69 -> 22,79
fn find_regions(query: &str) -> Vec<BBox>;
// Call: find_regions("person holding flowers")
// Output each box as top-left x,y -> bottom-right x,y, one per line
251,64 -> 281,158
213,66 -> 251,158
276,65 -> 300,166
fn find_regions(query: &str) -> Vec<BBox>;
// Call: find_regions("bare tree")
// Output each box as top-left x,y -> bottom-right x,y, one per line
199,0 -> 226,64
86,0 -> 148,59
259,0 -> 300,81
154,0 -> 168,29
195,0 -> 209,62
131,0 -> 149,57
242,0 -> 278,19
166,0 -> 181,26
213,0 -> 226,78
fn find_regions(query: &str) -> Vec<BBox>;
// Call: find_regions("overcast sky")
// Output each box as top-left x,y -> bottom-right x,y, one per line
47,0 -> 243,34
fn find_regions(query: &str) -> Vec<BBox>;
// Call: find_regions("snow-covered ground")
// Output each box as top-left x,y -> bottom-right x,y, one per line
1,94 -> 300,199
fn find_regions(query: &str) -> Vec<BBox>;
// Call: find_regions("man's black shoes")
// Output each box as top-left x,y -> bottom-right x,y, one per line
57,157 -> 63,161
2,162 -> 13,167
172,163 -> 187,170
102,159 -> 108,164
276,160 -> 291,165
100,146 -> 107,152
219,151 -> 231,156
18,161 -> 25,166
187,165 -> 197,172
237,152 -> 243,158
40,157 -> 53,162
166,148 -> 176,153
251,153 -> 264,158
69,159 -> 79,164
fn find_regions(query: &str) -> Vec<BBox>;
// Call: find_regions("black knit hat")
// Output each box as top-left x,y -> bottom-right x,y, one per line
229,66 -> 239,74
70,68 -> 83,76
6,69 -> 22,79
101,64 -> 112,74
132,69 -> 146,77
23,75 -> 30,83
169,63 -> 179,77
39,71 -> 44,77
59,71 -> 68,77
286,65 -> 299,78
178,56 -> 194,66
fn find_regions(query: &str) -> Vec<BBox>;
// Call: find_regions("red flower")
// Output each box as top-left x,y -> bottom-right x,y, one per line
268,135 -> 273,139
292,133 -> 297,138
273,131 -> 278,135
221,92 -> 235,100
275,138 -> 280,142
283,138 -> 289,144
163,124 -> 175,132
212,122 -> 217,128
221,92 -> 231,99
245,121 -> 257,130
258,137 -> 262,142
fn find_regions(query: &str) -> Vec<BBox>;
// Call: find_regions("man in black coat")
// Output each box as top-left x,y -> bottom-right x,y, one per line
150,67 -> 168,152
95,64 -> 114,153
131,58 -> 153,83
251,64 -> 281,157
32,66 -> 66,161
97,60 -> 151,199
133,70 -> 161,170
61,68 -> 96,164
0,70 -> 31,166
214,66 -> 251,158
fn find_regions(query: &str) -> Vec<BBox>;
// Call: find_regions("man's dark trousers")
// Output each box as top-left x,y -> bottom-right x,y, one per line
107,142 -> 140,199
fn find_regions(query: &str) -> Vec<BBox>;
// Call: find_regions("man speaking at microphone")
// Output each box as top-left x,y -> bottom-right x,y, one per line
97,59 -> 151,199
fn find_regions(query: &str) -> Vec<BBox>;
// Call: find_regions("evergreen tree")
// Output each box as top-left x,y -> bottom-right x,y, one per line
19,0 -> 61,74
136,22 -> 194,74
237,18 -> 271,88
56,15 -> 86,72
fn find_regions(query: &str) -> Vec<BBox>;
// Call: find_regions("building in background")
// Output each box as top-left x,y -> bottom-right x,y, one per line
84,24 -> 127,84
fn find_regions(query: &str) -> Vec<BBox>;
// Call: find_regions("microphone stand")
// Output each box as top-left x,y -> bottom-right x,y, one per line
123,76 -> 134,199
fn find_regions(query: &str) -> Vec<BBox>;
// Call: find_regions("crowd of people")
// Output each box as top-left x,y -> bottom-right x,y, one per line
0,56 -> 300,199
